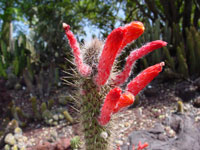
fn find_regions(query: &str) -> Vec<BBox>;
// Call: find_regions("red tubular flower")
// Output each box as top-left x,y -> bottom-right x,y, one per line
126,62 -> 165,96
98,87 -> 122,125
113,40 -> 167,86
63,23 -> 92,77
137,141 -> 149,150
95,21 -> 144,86
113,92 -> 135,113
119,21 -> 145,54
95,28 -> 125,86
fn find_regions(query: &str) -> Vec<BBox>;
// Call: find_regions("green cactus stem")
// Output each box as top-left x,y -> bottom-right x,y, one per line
63,110 -> 74,124
177,101 -> 184,113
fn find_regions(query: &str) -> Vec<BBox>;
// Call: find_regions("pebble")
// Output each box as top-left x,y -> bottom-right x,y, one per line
14,128 -> 22,135
5,133 -> 16,145
53,114 -> 59,121
53,121 -> 58,126
11,145 -> 18,150
124,122 -> 130,127
59,114 -> 64,119
100,131 -> 108,139
195,116 -> 200,122
115,140 -> 123,146
4,144 -> 10,150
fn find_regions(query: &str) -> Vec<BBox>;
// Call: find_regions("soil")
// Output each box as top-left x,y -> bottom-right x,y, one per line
0,77 -> 200,150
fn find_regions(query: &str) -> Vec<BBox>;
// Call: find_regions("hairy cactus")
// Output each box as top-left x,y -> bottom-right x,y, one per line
63,21 -> 166,150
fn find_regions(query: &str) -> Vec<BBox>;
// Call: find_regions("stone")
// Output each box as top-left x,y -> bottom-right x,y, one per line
58,114 -> 64,120
11,145 -> 18,150
121,114 -> 200,150
116,140 -> 123,146
53,114 -> 59,121
56,138 -> 71,149
100,131 -> 108,139
14,127 -> 22,135
4,144 -> 10,150
53,121 -> 58,126
5,133 -> 16,145
193,96 -> 200,108
14,83 -> 21,90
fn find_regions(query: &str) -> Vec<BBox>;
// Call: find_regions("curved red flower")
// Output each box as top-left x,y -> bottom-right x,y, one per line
126,62 -> 165,96
98,87 -> 122,125
63,23 -> 92,77
113,40 -> 167,86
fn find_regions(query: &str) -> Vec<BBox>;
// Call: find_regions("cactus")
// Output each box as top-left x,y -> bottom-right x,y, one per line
48,99 -> 55,109
163,47 -> 175,71
63,21 -> 166,150
70,136 -> 81,149
15,107 -> 29,119
11,106 -> 26,127
177,101 -> 184,113
41,102 -> 47,114
186,28 -> 196,75
177,46 -> 189,78
63,110 -> 74,124
30,97 -> 41,120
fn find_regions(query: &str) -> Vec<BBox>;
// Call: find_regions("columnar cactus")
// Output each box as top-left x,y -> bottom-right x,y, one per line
63,21 -> 167,150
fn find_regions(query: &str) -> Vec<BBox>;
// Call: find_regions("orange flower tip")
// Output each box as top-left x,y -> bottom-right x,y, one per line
130,21 -> 145,33
63,23 -> 70,31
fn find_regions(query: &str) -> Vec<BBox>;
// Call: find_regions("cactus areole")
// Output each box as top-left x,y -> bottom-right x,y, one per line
63,21 -> 167,150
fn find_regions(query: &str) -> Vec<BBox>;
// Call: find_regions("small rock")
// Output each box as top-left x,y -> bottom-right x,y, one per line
14,127 -> 22,135
19,147 -> 26,150
53,114 -> 59,121
14,83 -> 21,90
116,140 -> 123,146
158,134 -> 167,141
58,114 -> 64,120
48,119 -> 53,125
5,133 -> 16,145
195,116 -> 200,122
53,121 -> 58,126
193,96 -> 200,108
4,144 -> 10,150
100,131 -> 108,139
11,145 -> 18,150
50,130 -> 58,139
124,122 -> 130,127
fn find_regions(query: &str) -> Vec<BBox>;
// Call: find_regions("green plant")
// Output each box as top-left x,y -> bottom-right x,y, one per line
70,136 -> 81,149
177,101 -> 184,113
63,21 -> 166,150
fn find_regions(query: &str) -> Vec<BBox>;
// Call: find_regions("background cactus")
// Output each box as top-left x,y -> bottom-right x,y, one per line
63,21 -> 166,150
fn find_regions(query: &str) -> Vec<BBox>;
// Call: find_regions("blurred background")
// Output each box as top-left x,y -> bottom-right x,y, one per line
0,1 -> 200,149
0,0 -> 199,96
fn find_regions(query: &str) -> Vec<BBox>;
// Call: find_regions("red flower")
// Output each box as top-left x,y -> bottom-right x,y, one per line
95,28 -> 125,86
137,141 -> 149,150
113,92 -> 135,113
113,40 -> 167,86
98,87 -> 122,125
119,21 -> 145,53
63,23 -> 91,77
95,21 -> 145,86
126,62 -> 165,96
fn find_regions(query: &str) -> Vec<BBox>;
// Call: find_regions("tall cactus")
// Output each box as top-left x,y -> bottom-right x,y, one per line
63,21 -> 166,150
